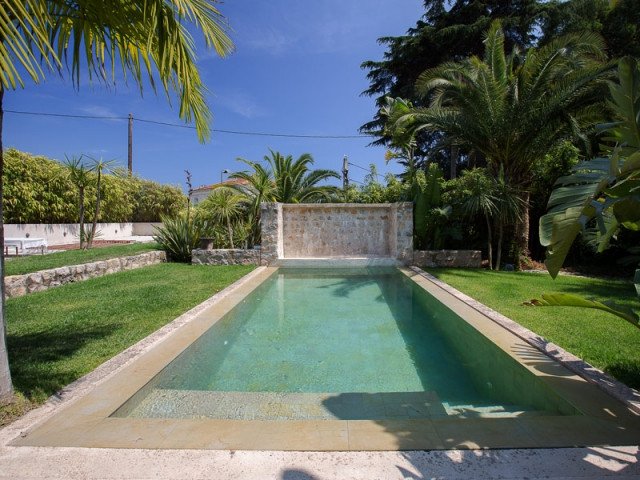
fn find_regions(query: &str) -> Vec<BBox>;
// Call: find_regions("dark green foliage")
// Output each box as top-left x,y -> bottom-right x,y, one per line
541,57 -> 640,279
541,0 -> 640,59
360,0 -> 544,158
529,142 -> 581,259
153,213 -> 213,262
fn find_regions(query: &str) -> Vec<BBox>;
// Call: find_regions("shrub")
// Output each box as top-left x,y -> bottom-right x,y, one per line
3,149 -> 187,223
153,213 -> 213,262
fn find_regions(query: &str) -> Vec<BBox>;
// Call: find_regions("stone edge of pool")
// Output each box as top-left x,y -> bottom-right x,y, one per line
3,265 -> 640,451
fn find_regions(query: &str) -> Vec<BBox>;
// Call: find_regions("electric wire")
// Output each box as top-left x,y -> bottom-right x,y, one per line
5,109 -> 368,139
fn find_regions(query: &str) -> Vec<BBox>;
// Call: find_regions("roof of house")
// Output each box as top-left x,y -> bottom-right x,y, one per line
190,178 -> 250,193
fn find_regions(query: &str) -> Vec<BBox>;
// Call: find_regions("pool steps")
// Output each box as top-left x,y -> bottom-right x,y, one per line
118,389 -> 557,421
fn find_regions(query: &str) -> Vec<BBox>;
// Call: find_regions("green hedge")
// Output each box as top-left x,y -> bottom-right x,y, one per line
3,148 -> 186,223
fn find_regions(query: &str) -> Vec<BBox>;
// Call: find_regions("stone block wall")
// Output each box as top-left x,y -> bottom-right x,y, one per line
5,250 -> 166,298
283,204 -> 391,257
413,250 -> 482,268
260,202 -> 413,264
393,202 -> 414,264
192,249 -> 262,266
260,202 -> 283,265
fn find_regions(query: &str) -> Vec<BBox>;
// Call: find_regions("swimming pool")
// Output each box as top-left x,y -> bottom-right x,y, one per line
12,266 -> 640,450
113,267 -> 578,421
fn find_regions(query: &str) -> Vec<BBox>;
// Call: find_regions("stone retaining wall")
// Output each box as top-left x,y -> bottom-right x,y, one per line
191,249 -> 262,266
413,250 -> 482,268
5,250 -> 166,298
260,202 -> 413,265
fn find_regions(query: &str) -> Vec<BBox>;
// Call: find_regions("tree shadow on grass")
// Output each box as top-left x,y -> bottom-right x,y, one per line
6,324 -> 114,398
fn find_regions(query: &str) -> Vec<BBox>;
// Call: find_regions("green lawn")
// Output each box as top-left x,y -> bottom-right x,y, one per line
4,242 -> 161,276
424,268 -> 640,390
1,263 -> 255,425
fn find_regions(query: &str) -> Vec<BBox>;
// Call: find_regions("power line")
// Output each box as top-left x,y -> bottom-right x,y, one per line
5,109 -> 369,140
5,109 -> 125,121
348,161 -> 371,172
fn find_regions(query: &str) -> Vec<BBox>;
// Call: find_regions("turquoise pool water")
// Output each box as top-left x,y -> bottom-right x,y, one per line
115,268 -> 579,420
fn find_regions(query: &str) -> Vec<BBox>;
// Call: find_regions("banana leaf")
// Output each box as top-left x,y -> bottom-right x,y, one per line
524,293 -> 639,328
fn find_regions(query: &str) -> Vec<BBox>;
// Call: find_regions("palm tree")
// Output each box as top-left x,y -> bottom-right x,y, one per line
392,20 -> 614,263
0,0 -> 233,404
201,190 -> 244,248
225,150 -> 340,246
265,149 -> 341,203
64,155 -> 93,249
225,158 -> 275,246
457,169 -> 498,269
87,157 -> 118,249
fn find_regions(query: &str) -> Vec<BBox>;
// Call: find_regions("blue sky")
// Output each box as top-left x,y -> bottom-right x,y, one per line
4,1 -> 425,192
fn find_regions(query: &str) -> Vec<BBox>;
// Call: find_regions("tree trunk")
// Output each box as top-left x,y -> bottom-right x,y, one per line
496,220 -> 503,270
0,86 -> 15,404
450,145 -> 458,179
485,213 -> 493,270
88,170 -> 102,249
227,219 -> 234,249
78,187 -> 85,249
517,191 -> 531,265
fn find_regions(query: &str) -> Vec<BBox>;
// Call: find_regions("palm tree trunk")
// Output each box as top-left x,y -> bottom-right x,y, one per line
227,219 -> 234,249
0,86 -> 15,404
485,213 -> 493,270
88,170 -> 102,249
517,192 -> 531,263
79,187 -> 85,249
496,220 -> 503,270
450,145 -> 458,179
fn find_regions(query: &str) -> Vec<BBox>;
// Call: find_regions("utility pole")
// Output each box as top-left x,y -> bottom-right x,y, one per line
342,155 -> 349,190
128,113 -> 133,176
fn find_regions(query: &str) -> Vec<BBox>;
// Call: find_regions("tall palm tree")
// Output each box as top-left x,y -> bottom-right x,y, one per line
264,149 -> 341,203
225,150 -> 340,246
392,20 -> 614,262
0,0 -> 233,404
224,158 -> 275,247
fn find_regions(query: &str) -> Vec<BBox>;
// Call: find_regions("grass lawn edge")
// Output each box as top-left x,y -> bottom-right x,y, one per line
410,266 -> 640,415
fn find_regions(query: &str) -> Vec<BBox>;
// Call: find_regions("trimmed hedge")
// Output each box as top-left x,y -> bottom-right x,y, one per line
3,148 -> 186,223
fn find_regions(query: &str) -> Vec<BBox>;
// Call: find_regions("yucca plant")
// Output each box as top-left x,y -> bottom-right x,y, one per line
153,213 -> 213,263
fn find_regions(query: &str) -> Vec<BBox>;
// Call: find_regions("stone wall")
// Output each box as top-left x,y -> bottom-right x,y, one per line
283,204 -> 391,257
191,249 -> 262,266
260,202 -> 413,265
5,250 -> 166,298
260,203 -> 283,265
413,250 -> 482,268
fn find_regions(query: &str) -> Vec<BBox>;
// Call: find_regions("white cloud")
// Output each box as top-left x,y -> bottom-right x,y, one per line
215,90 -> 268,119
76,104 -> 120,119
242,26 -> 295,55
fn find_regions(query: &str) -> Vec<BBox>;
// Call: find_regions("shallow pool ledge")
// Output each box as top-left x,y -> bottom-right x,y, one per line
276,256 -> 401,267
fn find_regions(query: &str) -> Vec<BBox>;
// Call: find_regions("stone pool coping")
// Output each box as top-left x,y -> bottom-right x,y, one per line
3,265 -> 639,453
408,267 -> 640,415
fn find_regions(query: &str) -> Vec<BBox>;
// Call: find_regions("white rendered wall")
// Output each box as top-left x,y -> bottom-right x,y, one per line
4,223 -> 160,245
